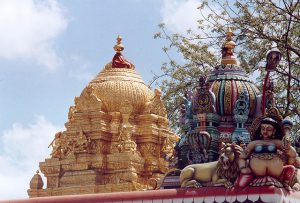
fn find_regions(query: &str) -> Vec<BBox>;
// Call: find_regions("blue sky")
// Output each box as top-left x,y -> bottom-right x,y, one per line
0,0 -> 203,199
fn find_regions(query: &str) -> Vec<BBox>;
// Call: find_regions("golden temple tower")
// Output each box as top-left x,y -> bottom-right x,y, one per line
28,36 -> 178,197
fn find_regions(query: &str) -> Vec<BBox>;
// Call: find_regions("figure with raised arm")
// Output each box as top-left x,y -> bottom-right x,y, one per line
236,117 -> 298,190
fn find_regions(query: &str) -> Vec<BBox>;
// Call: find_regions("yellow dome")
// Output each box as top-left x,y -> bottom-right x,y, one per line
89,62 -> 154,114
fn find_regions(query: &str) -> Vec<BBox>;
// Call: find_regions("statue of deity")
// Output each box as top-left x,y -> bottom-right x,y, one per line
236,117 -> 298,190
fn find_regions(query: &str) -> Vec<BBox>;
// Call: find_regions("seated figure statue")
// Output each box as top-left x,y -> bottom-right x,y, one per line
236,117 -> 298,190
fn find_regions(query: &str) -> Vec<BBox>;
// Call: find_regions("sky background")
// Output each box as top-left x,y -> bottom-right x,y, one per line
0,0 -> 204,199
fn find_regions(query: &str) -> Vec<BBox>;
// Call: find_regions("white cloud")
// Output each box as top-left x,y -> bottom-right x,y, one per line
161,0 -> 230,59
161,0 -> 201,34
161,0 -> 224,36
0,0 -> 68,71
0,116 -> 62,200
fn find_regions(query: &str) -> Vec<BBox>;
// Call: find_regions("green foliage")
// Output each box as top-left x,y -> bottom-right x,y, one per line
153,0 -> 300,137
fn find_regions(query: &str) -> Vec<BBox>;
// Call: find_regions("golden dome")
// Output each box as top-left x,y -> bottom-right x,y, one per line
89,62 -> 154,114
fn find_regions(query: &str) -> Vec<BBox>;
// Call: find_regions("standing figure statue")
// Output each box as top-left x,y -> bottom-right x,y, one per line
236,117 -> 298,190
48,132 -> 63,158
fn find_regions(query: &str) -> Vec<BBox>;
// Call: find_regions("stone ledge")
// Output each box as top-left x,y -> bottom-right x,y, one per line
5,186 -> 300,203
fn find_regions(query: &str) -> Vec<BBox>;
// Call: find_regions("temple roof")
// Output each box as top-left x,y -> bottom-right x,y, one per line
82,36 -> 154,114
89,62 -> 153,113
206,30 -> 260,118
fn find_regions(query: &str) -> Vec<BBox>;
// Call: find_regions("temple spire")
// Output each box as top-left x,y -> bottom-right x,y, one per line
113,35 -> 124,52
221,28 -> 238,65
112,35 -> 133,69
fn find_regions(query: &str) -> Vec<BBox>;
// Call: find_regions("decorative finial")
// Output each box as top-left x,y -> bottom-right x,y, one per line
29,170 -> 44,189
113,35 -> 124,52
221,28 -> 237,65
226,28 -> 233,41
112,35 -> 133,69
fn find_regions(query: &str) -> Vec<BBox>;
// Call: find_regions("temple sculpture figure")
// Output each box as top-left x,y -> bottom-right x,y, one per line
27,36 -> 178,197
236,110 -> 298,190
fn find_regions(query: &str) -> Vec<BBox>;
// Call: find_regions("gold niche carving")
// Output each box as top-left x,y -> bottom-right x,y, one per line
68,106 -> 76,121
117,125 -> 137,153
144,89 -> 167,117
110,112 -> 121,135
73,130 -> 90,153
139,143 -> 158,158
120,100 -> 133,127
48,130 -> 95,159
75,85 -> 102,112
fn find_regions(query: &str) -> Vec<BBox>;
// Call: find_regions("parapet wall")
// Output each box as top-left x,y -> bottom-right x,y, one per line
4,187 -> 300,203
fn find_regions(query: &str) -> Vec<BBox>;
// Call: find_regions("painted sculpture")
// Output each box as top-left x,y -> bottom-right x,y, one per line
174,131 -> 210,169
180,142 -> 242,188
236,112 -> 299,190
178,108 -> 300,191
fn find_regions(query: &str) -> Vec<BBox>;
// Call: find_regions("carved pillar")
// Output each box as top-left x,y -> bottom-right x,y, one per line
39,158 -> 62,188
232,90 -> 251,145
109,112 -> 121,153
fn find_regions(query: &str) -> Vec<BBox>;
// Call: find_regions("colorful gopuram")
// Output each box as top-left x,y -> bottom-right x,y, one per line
27,36 -> 178,197
176,29 -> 260,168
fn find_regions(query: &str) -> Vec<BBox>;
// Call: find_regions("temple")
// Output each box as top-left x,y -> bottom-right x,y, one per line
176,29 -> 260,167
27,36 -> 178,197
3,30 -> 299,203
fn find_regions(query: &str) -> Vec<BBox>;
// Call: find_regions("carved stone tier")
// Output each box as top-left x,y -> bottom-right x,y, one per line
59,170 -> 102,187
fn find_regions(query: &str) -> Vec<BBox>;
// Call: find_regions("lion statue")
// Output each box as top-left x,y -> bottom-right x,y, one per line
180,142 -> 242,188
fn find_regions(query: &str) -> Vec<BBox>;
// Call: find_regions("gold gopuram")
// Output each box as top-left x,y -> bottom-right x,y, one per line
28,36 -> 178,197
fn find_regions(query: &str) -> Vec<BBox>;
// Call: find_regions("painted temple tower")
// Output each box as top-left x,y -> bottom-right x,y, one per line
176,29 -> 261,167
27,36 -> 178,197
